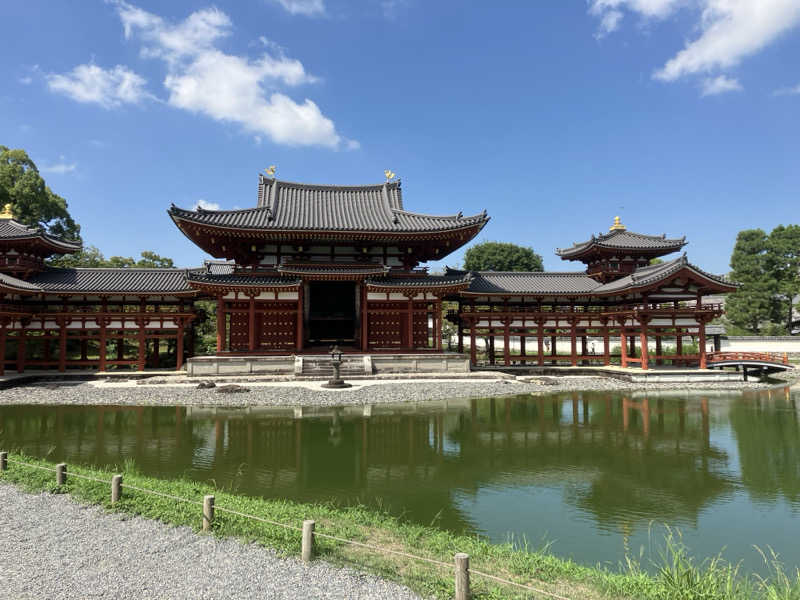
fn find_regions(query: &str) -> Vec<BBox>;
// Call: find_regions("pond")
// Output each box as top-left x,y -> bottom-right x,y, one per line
1,387 -> 798,574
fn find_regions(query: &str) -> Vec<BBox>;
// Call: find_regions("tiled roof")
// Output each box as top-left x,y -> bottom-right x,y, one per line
169,176 -> 489,234
28,268 -> 196,294
366,272 -> 473,289
203,261 -> 235,275
0,218 -> 81,252
186,272 -> 300,288
592,255 -> 734,294
0,272 -> 41,293
556,230 -> 686,259
278,263 -> 389,277
460,269 -> 601,295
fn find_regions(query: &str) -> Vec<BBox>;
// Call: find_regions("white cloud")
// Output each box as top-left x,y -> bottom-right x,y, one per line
41,157 -> 77,174
700,75 -> 742,96
114,2 -> 352,149
381,0 -> 409,20
595,9 -> 623,37
193,199 -> 220,211
46,63 -> 149,108
773,82 -> 800,96
271,0 -> 325,16
19,76 -> 33,85
589,0 -> 800,87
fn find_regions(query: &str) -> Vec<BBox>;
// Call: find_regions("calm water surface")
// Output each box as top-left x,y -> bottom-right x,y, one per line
1,387 -> 799,573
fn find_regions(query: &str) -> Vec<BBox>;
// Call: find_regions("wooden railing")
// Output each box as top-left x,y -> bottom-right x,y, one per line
707,352 -> 789,365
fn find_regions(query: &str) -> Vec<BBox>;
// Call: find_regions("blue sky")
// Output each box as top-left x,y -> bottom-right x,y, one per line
2,0 -> 799,273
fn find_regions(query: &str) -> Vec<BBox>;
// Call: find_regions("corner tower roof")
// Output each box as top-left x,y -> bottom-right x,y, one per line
556,223 -> 686,261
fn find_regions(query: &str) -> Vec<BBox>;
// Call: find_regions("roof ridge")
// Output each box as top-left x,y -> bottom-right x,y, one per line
264,177 -> 398,191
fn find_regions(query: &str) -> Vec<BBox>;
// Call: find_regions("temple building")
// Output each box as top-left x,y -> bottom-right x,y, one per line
0,174 -> 736,374
169,176 -> 488,354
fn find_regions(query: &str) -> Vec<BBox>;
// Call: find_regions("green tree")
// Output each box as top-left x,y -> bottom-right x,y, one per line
48,247 -> 176,269
0,146 -> 81,241
463,241 -> 543,272
136,251 -> 175,268
726,229 -> 777,334
766,224 -> 800,334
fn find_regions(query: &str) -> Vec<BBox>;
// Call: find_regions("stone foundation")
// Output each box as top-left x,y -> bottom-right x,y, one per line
184,353 -> 470,377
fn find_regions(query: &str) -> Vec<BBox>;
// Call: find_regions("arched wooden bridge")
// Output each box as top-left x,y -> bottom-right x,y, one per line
706,352 -> 795,379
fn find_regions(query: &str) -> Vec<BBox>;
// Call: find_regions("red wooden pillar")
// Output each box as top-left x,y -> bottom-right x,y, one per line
457,320 -> 464,353
655,335 -> 663,366
298,284 -> 305,352
137,318 -> 146,371
58,318 -> 67,372
152,338 -> 160,369
639,319 -> 649,371
469,317 -> 476,366
248,294 -> 256,352
620,327 -> 628,368
361,281 -> 369,352
98,319 -> 107,372
176,320 -> 185,370
602,322 -> 610,366
570,320 -> 577,367
17,326 -> 26,373
116,338 -> 124,361
406,295 -> 414,350
537,319 -> 544,366
0,322 -> 6,376
519,335 -> 526,358
216,296 -> 226,353
503,318 -> 510,366
435,298 -> 443,351
698,321 -> 707,369
80,339 -> 88,361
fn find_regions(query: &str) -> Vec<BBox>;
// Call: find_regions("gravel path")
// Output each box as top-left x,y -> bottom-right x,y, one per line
0,484 -> 421,600
0,373 -> 796,407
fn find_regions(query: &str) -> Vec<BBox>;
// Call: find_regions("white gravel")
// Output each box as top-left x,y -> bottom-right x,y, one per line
0,484 -> 421,600
0,373 -> 795,407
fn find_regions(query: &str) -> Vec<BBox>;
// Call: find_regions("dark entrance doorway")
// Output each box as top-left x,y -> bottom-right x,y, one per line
308,282 -> 357,346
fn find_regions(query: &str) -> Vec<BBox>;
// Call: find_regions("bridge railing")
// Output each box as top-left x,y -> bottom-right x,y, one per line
707,351 -> 789,365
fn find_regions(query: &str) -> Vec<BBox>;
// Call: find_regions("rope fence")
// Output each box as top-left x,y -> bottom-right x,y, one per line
0,451 -> 570,600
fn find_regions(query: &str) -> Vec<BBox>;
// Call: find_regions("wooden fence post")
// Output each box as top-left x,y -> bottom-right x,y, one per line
56,463 -> 67,486
302,520 -> 316,562
0,452 -> 7,472
111,475 -> 122,504
455,552 -> 470,600
203,495 -> 215,532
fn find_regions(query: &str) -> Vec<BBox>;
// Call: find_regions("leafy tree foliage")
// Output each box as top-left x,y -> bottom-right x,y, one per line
727,227 -> 800,335
48,246 -> 175,269
0,146 -> 81,241
463,241 -> 543,272
766,225 -> 800,334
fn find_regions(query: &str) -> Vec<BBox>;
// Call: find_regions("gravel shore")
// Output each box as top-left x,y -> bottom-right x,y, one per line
0,484 -> 420,600
0,371 -> 796,407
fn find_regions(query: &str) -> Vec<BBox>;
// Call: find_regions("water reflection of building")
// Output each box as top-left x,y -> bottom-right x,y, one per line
4,392 -> 781,537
